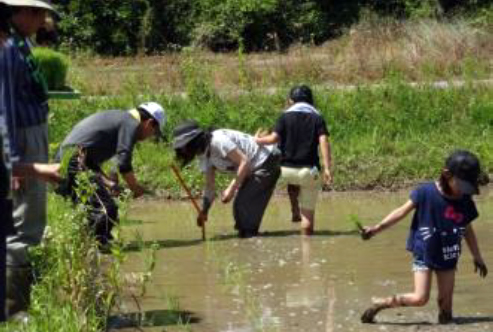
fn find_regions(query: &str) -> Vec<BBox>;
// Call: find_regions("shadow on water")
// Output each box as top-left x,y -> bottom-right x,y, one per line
122,238 -> 203,252
377,321 -> 433,326
123,228 -> 360,252
455,316 -> 493,325
107,309 -> 201,329
261,229 -> 360,237
212,228 -> 360,240
377,316 -> 493,327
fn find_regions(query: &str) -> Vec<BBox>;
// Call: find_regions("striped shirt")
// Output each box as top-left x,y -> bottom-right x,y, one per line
1,38 -> 16,163
2,34 -> 49,159
1,44 -> 13,197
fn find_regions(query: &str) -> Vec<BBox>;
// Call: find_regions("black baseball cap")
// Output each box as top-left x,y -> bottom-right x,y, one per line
446,150 -> 481,195
172,120 -> 204,149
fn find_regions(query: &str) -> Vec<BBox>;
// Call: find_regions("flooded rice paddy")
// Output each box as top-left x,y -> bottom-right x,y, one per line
112,188 -> 493,332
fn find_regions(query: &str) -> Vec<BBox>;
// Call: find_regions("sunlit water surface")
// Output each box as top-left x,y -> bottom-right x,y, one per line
111,188 -> 493,332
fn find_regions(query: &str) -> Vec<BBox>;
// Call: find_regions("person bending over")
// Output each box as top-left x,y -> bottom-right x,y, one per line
173,120 -> 281,238
56,102 -> 166,246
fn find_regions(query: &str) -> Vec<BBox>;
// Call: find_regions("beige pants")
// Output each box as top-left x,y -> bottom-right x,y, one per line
280,166 -> 320,211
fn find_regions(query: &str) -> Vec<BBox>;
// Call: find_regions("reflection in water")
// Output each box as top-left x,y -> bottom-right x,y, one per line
286,237 -> 336,332
286,237 -> 326,308
119,190 -> 493,332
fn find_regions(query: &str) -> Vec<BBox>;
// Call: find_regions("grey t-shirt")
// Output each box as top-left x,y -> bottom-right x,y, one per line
199,129 -> 272,173
58,110 -> 139,173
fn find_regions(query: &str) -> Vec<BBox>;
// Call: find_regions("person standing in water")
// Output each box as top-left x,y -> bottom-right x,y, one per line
360,150 -> 488,324
56,102 -> 166,246
173,120 -> 281,238
255,85 -> 332,235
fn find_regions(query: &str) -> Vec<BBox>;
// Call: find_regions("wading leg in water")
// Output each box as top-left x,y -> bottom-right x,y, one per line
436,269 -> 455,324
361,270 -> 432,323
288,184 -> 301,222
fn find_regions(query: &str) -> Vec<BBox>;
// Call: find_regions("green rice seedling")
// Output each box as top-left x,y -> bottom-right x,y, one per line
348,213 -> 365,233
33,47 -> 69,90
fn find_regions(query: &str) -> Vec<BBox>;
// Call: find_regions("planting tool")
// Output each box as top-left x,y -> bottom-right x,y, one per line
171,164 -> 206,241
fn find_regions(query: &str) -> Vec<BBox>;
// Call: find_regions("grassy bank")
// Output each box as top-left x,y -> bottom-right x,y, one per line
53,19 -> 492,195
67,19 -> 492,96
50,78 -> 493,194
0,195 -> 121,331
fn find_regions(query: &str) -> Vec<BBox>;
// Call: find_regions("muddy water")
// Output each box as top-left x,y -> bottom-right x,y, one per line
114,188 -> 493,332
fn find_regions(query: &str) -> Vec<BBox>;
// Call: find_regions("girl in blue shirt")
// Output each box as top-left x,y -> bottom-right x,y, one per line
360,150 -> 488,324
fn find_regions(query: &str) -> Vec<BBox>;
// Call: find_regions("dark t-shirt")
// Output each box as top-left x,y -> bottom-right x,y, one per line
274,112 -> 329,169
406,182 -> 478,270
57,110 -> 139,173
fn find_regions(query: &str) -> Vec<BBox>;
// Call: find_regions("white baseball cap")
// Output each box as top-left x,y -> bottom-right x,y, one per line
138,102 -> 166,138
0,0 -> 57,14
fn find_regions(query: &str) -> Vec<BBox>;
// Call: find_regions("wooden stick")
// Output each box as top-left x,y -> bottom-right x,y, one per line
171,164 -> 206,241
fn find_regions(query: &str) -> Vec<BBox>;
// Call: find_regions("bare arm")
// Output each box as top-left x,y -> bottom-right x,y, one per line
464,224 -> 488,277
255,132 -> 279,145
319,134 -> 332,185
13,163 -> 61,183
203,167 -> 216,213
121,171 -> 146,198
197,167 -> 216,226
362,200 -> 415,239
221,148 -> 250,203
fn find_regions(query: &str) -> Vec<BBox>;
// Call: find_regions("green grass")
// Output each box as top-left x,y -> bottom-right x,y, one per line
49,79 -> 493,194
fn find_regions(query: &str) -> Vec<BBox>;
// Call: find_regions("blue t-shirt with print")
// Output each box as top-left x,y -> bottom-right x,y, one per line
406,182 -> 478,270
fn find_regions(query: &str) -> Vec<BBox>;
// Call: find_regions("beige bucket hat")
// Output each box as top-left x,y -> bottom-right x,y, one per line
0,0 -> 57,13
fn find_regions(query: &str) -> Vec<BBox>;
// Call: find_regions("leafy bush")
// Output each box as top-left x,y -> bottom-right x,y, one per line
54,0 -> 492,54
192,0 -> 327,51
33,47 -> 69,90
57,0 -> 149,55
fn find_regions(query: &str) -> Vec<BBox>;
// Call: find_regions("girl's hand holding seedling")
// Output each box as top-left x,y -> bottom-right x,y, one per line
349,215 -> 378,240
474,258 -> 488,278
361,225 -> 378,240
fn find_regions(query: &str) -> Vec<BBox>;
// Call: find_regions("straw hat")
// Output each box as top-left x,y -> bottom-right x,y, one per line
0,0 -> 57,13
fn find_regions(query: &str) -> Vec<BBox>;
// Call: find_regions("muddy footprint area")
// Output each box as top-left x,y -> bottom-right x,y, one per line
112,189 -> 493,332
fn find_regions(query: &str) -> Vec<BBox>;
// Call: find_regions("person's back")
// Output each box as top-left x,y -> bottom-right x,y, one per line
59,110 -> 139,170
56,102 -> 165,246
204,129 -> 272,173
275,110 -> 327,169
255,85 -> 332,235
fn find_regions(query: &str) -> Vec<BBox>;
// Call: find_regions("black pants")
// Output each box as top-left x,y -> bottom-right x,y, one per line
233,153 -> 281,237
57,154 -> 118,246
0,198 -> 13,322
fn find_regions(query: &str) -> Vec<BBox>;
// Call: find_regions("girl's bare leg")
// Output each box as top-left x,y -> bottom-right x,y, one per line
361,270 -> 432,323
436,269 -> 455,324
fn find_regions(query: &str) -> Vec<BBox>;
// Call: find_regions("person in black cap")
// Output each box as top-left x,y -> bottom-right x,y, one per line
360,150 -> 488,324
255,85 -> 332,235
173,120 -> 281,238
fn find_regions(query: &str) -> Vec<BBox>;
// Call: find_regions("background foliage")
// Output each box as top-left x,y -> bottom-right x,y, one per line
55,0 -> 493,55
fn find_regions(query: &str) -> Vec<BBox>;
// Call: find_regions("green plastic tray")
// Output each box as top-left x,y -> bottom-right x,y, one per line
47,88 -> 81,100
